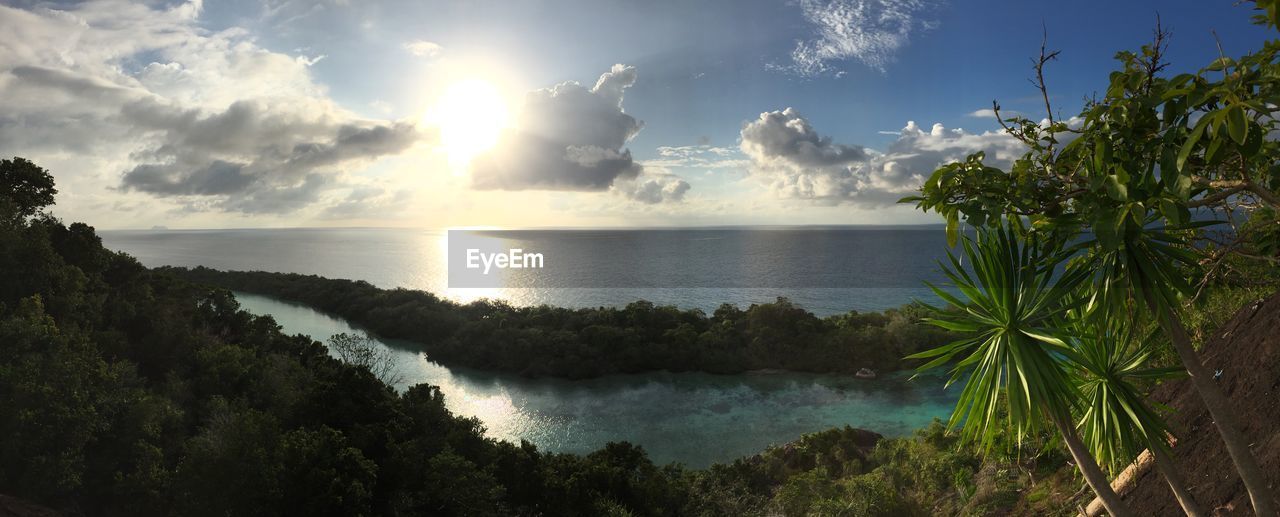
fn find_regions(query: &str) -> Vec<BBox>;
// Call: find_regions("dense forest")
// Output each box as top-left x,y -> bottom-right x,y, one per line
163,267 -> 953,379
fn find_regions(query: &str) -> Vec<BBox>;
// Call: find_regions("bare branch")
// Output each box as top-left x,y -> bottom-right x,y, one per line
992,100 -> 1035,145
1211,29 -> 1229,81
328,332 -> 404,387
1142,14 -> 1171,93
1034,23 -> 1061,126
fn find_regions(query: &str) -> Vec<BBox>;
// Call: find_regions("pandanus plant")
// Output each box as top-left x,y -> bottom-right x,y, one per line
1081,213 -> 1278,515
1067,299 -> 1203,516
907,221 -> 1134,517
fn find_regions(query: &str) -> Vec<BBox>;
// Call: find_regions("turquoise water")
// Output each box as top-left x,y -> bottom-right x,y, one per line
235,292 -> 959,468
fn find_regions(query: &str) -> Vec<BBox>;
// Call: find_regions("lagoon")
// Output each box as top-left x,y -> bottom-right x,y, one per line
235,291 -> 958,468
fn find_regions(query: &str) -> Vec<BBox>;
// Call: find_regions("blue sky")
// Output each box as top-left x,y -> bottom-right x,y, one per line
0,0 -> 1273,228
209,0 -> 1271,150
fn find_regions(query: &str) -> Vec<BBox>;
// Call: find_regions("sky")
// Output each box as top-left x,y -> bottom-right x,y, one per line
0,0 -> 1273,229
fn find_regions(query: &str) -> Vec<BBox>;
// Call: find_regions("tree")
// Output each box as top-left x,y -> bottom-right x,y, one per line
0,157 -> 57,220
327,332 -> 404,387
278,426 -> 377,517
172,401 -> 283,517
903,17 -> 1280,514
907,223 -> 1133,517
0,296 -> 119,503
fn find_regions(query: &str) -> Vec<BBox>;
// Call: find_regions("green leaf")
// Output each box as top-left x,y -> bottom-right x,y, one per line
928,318 -> 985,332
945,211 -> 959,248
1206,56 -> 1235,71
1159,199 -> 1187,226
1226,105 -> 1248,145
1094,210 -> 1122,251
1020,328 -> 1067,348
1177,114 -> 1213,172
1205,137 -> 1226,165
1104,175 -> 1129,201
1094,139 -> 1112,174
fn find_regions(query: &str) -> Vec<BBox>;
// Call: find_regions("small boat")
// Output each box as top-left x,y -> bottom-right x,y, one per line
855,368 -> 877,379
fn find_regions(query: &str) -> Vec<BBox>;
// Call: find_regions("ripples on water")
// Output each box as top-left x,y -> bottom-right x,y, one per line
234,292 -> 958,468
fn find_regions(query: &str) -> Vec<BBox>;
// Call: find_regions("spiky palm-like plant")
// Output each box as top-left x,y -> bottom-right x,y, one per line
908,222 -> 1133,517
1068,306 -> 1202,516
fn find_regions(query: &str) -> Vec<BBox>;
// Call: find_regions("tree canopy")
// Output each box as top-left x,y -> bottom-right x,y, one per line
0,157 -> 57,220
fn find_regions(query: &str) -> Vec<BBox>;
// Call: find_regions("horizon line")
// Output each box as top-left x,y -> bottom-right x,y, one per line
101,222 -> 950,232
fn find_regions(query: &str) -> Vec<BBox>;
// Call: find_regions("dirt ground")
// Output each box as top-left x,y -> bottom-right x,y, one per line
1120,292 -> 1280,515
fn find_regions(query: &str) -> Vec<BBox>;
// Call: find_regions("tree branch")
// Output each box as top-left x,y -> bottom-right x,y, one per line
1033,24 -> 1061,126
1142,14 -> 1170,94
992,100 -> 1035,146
1186,186 -> 1245,208
1191,177 -> 1280,208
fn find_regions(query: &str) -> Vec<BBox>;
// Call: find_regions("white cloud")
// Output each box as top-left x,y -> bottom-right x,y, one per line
740,108 -> 869,202
778,0 -> 939,76
610,169 -> 691,204
740,108 -> 1022,205
403,39 -> 443,58
869,120 -> 1024,194
967,108 -> 1022,119
0,1 -> 424,217
645,145 -> 749,170
470,64 -> 651,193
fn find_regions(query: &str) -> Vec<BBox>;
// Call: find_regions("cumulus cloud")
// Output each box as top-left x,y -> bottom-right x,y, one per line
0,1 -> 423,215
611,171 -> 691,204
403,40 -> 443,58
741,108 -> 868,167
741,108 -> 1023,205
778,0 -> 939,76
870,120 -> 1025,192
470,64 -> 647,192
740,108 -> 870,202
117,98 -> 418,199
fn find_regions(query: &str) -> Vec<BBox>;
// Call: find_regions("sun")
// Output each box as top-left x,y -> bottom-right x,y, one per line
424,79 -> 510,172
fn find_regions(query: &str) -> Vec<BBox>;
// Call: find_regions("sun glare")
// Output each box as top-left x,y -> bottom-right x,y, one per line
425,79 -> 510,172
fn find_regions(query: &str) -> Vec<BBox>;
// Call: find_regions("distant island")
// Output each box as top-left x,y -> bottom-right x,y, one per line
162,266 -> 955,379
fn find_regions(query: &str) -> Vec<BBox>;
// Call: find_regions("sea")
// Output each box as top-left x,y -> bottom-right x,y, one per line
101,226 -> 952,316
100,227 -> 960,467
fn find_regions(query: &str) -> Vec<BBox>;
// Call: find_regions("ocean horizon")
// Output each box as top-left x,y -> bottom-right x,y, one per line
101,226 -> 954,316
